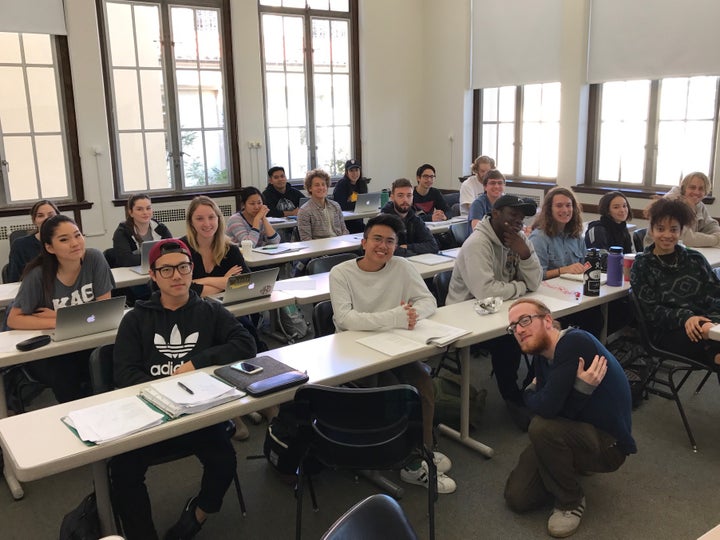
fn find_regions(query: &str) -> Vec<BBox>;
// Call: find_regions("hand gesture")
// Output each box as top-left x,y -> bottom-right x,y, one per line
577,355 -> 607,387
401,300 -> 418,330
685,315 -> 712,343
563,262 -> 586,275
223,265 -> 243,279
432,209 -> 447,222
501,222 -> 531,259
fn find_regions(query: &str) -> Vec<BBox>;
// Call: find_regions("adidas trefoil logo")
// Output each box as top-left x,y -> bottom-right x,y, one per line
154,324 -> 199,359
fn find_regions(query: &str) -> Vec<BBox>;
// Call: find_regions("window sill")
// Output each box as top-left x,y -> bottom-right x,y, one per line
0,200 -> 93,218
111,189 -> 244,207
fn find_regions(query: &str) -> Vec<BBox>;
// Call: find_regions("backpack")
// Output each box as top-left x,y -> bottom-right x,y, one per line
263,403 -> 322,477
606,331 -> 651,409
59,492 -> 100,540
278,305 -> 310,341
432,370 -> 487,430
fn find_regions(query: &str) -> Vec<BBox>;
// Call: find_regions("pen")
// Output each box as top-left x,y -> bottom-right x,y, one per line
262,245 -> 280,250
177,381 -> 194,395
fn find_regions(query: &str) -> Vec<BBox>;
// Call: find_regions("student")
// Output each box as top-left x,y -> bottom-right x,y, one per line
504,298 -> 635,538
225,186 -> 280,248
7,215 -> 115,402
644,171 -> 720,248
7,199 -> 59,282
467,169 -> 506,230
381,178 -> 439,256
329,213 -> 456,494
631,198 -> 720,367
446,196 -> 542,427
413,163 -> 448,222
584,191 -> 633,253
262,166 -> 303,218
297,169 -> 348,240
112,193 -> 172,267
459,155 -> 495,216
333,158 -> 368,233
111,238 -> 256,540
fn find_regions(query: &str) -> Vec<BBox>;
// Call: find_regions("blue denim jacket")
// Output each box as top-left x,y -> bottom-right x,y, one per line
529,228 -> 585,278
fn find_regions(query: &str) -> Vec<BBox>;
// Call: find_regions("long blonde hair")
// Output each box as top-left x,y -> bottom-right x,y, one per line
185,195 -> 231,266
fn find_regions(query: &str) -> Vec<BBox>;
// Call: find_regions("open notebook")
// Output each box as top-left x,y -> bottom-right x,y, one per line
356,319 -> 470,357
559,273 -> 608,285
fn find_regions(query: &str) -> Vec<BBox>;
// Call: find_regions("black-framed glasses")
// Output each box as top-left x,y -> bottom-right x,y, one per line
506,314 -> 543,335
153,262 -> 193,279
421,174 -> 436,179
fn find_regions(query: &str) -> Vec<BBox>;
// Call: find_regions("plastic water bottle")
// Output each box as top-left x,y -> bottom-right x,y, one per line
583,248 -> 601,297
606,246 -> 623,287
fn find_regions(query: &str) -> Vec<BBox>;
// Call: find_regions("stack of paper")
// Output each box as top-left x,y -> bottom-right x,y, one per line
65,396 -> 165,444
356,319 -> 470,356
139,372 -> 245,418
407,253 -> 452,266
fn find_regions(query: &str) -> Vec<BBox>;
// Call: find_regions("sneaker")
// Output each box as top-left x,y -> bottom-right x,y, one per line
547,497 -> 585,538
231,416 -> 249,441
400,461 -> 457,494
433,451 -> 452,474
163,496 -> 204,540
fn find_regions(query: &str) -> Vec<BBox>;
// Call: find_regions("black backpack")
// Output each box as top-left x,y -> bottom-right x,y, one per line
263,403 -> 322,477
59,492 -> 100,540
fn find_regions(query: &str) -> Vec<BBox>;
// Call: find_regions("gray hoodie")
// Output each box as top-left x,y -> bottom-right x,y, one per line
644,186 -> 720,248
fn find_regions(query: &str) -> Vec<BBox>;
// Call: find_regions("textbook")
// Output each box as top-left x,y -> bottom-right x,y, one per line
63,396 -> 165,445
407,253 -> 452,266
356,319 -> 470,356
139,372 -> 245,419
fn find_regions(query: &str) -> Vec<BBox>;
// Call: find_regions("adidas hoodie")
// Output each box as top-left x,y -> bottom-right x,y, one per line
113,290 -> 256,388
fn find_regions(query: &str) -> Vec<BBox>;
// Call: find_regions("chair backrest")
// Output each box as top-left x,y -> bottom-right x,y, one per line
447,202 -> 460,219
103,248 -> 118,269
1,264 -> 9,284
9,229 -> 32,246
306,253 -> 356,275
432,270 -> 453,308
294,383 -> 426,471
449,222 -> 470,247
321,494 -> 418,540
632,228 -> 647,253
312,300 -> 335,338
88,344 -> 116,394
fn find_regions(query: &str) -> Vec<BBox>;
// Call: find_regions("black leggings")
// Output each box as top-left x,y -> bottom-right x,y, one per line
25,349 -> 92,403
657,328 -> 720,367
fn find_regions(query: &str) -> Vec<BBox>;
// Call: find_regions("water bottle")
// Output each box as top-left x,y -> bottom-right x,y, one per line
583,248 -> 601,297
606,246 -> 623,287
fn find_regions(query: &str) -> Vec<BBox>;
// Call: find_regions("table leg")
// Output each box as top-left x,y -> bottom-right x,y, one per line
437,347 -> 495,458
92,460 -> 117,536
0,372 -> 24,499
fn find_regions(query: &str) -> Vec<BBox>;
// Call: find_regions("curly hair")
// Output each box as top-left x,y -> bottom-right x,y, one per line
304,169 -> 330,192
532,186 -> 583,237
647,197 -> 695,230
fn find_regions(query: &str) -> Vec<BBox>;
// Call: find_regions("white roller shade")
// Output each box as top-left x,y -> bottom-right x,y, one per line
588,0 -> 720,83
471,0 -> 563,89
0,0 -> 67,35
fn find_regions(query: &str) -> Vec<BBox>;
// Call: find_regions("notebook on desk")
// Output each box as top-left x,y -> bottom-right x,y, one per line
129,239 -> 164,274
559,273 -> 608,285
353,192 -> 382,214
52,296 -> 127,342
216,268 -> 279,305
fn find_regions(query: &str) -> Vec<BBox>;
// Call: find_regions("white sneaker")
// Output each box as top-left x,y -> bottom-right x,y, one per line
433,451 -> 452,474
547,497 -> 585,538
400,461 -> 457,494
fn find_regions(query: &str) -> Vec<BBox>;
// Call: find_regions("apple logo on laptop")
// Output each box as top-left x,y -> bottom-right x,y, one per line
87,315 -> 96,323
248,282 -> 255,290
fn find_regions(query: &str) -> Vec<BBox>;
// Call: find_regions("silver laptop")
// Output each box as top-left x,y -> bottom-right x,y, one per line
129,239 -> 164,274
52,296 -> 127,342
353,192 -> 382,214
218,268 -> 280,305
299,196 -> 310,207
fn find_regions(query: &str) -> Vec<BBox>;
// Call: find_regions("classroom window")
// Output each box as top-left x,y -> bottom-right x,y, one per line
476,82 -> 560,180
0,33 -> 79,206
100,0 -> 238,196
588,76 -> 719,188
259,0 -> 358,180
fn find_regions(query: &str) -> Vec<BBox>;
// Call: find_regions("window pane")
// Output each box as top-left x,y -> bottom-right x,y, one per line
308,0 -> 329,8
204,130 -> 227,185
314,74 -> 333,126
333,73 -> 350,125
497,123 -> 514,171
135,5 -> 161,68
113,69 -> 142,130
145,131 -> 170,190
140,70 -> 165,129
313,19 -> 331,72
288,127 -> 308,178
5,136 -> 38,201
182,129 -> 206,186
521,83 -> 560,177
483,88 -> 498,122
177,70 -> 201,129
329,0 -> 349,11
201,70 -> 224,129
0,33 -> 21,63
687,76 -> 717,119
36,135 -> 68,198
498,86 -> 515,122
22,34 -> 52,64
0,67 -> 30,132
27,67 -> 61,132
196,10 -> 220,62
107,2 -> 137,67
172,8 -> 198,62
118,132 -> 148,191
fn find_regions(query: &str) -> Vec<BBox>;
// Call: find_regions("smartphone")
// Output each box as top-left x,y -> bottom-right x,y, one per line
231,361 -> 264,375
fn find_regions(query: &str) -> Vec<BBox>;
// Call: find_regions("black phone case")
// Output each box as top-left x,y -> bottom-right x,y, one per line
16,335 -> 52,352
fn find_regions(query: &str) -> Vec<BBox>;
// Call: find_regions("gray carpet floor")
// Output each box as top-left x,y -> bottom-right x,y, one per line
2,343 -> 719,539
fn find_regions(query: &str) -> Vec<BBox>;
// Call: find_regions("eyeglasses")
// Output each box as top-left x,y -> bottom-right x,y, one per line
153,262 -> 193,279
421,174 -> 436,179
506,314 -> 543,335
366,235 -> 397,247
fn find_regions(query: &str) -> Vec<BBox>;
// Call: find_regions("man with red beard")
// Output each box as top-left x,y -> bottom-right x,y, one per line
503,298 -> 636,538
381,178 -> 438,256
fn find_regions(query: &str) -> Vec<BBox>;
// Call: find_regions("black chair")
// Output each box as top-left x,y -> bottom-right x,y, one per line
103,248 -> 118,268
1,264 -> 9,284
632,227 -> 647,253
321,494 -> 418,540
449,222 -> 470,247
312,300 -> 335,338
628,291 -> 718,451
306,253 -> 356,275
293,384 -> 436,540
9,229 -> 32,245
87,345 -> 248,518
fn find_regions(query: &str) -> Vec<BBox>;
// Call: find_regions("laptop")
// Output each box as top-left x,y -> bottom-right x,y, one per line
353,192 -> 382,214
217,268 -> 280,305
52,296 -> 127,342
129,239 -> 164,274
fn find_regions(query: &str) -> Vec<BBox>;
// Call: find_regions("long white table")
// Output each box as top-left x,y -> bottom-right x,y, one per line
242,234 -> 363,268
